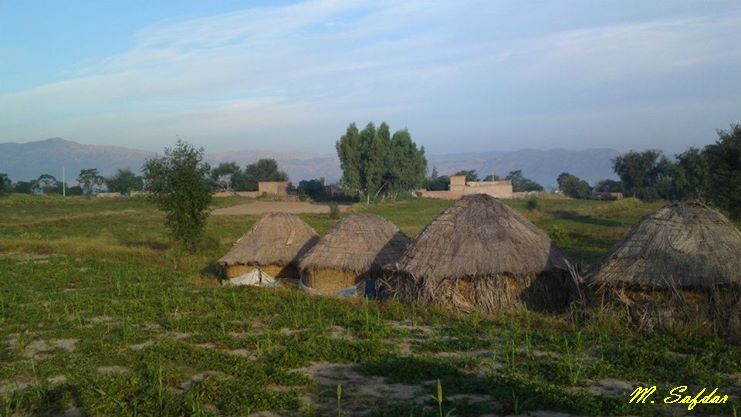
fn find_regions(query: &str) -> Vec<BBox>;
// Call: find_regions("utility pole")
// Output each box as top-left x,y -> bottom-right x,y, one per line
62,166 -> 66,197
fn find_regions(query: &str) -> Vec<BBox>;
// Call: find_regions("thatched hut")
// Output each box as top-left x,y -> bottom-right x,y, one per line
217,213 -> 319,285
382,194 -> 574,313
298,214 -> 410,296
585,202 -> 741,337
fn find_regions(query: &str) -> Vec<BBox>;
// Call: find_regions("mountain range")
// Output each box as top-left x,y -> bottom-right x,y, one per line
0,138 -> 619,188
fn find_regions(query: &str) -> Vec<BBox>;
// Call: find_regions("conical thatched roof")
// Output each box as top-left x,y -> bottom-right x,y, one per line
391,194 -> 570,279
218,212 -> 319,267
298,214 -> 410,273
586,202 -> 741,289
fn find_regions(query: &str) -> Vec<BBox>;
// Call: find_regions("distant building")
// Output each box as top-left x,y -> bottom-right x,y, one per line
258,181 -> 289,196
415,175 -> 513,200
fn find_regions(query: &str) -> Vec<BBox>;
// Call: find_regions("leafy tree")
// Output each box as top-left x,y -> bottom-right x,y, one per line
143,140 -> 212,251
233,159 -> 287,191
704,124 -> 741,219
426,167 -> 449,191
106,169 -> 143,196
611,150 -> 668,200
506,170 -> 543,192
67,185 -> 84,196
594,179 -> 623,193
673,147 -> 707,201
297,178 -> 327,201
210,162 -> 241,191
453,170 -> 478,182
13,181 -> 34,194
483,174 -> 501,181
0,173 -> 11,196
77,168 -> 104,195
336,122 -> 427,202
557,172 -> 592,199
33,174 -> 60,194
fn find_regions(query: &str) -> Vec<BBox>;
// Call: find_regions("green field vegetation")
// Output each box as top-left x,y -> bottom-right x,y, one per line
0,195 -> 739,417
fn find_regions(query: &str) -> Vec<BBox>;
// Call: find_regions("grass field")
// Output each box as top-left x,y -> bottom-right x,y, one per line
0,195 -> 739,417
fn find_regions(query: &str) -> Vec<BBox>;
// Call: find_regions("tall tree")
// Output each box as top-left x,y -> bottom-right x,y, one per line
336,122 -> 427,202
704,124 -> 741,219
386,129 -> 427,196
143,140 -> 212,251
106,168 -> 144,196
77,168 -> 103,195
557,172 -> 592,199
483,174 -> 501,181
506,170 -> 543,192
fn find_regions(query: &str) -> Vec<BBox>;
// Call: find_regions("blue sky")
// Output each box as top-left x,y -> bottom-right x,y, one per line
1,0 -> 740,154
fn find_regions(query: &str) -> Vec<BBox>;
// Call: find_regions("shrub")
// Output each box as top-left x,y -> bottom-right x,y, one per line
525,198 -> 539,211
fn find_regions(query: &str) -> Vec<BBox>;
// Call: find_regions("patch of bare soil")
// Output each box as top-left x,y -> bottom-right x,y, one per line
12,338 -> 78,357
0,380 -> 30,394
127,340 -> 154,351
387,320 -> 435,335
213,201 -> 354,215
97,366 -> 130,374
300,362 -> 423,416
584,378 -> 635,396
180,371 -> 228,390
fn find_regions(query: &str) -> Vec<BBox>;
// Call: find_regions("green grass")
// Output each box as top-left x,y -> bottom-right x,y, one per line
0,194 -> 738,417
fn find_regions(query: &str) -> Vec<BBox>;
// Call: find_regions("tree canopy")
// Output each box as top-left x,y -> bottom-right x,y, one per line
77,168 -> 103,195
453,170 -> 478,182
143,140 -> 212,251
336,122 -> 426,202
106,168 -> 144,196
557,172 -> 592,199
232,159 -> 288,191
705,124 -> 741,219
506,170 -> 543,192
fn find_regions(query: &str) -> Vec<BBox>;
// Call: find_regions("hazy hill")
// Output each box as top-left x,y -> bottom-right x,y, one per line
0,138 -> 619,187
0,138 -> 154,182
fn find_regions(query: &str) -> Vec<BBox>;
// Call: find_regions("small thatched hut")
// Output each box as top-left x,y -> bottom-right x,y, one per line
382,194 -> 574,313
217,213 -> 319,285
298,214 -> 410,296
585,202 -> 741,337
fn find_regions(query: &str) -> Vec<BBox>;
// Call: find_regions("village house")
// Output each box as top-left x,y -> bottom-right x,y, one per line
415,175 -> 513,200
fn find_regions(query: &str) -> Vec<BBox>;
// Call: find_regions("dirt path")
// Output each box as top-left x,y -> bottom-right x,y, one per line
212,201 -> 355,215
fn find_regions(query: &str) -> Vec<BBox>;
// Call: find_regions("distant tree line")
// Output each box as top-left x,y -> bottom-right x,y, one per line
209,159 -> 288,192
606,124 -> 740,218
0,168 -> 145,196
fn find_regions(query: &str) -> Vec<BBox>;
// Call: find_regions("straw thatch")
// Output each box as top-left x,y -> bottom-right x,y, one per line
382,194 -> 575,313
585,202 -> 741,337
298,214 -> 410,295
217,212 -> 319,280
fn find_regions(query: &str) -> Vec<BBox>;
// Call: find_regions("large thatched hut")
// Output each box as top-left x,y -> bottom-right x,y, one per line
382,194 -> 574,312
298,214 -> 410,296
217,213 -> 319,285
585,202 -> 741,337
